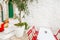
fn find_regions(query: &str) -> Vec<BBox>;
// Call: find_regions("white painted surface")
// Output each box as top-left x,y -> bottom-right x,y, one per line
0,0 -> 60,36
0,11 -> 1,22
3,1 -> 8,20
26,0 -> 60,34
0,0 -> 60,30
15,26 -> 25,37
37,27 -> 56,40
0,19 -> 19,40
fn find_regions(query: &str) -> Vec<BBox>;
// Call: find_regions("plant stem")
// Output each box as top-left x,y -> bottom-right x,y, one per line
19,10 -> 21,23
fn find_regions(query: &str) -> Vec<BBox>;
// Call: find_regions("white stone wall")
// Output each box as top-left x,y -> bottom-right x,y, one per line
25,0 -> 60,34
0,0 -> 8,21
0,0 -> 60,34
0,10 -> 1,22
0,0 -> 3,22
12,0 -> 60,32
3,0 -> 8,20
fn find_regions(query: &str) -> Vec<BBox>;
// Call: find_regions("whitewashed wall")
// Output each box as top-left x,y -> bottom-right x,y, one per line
0,0 -> 8,21
3,1 -> 8,20
0,0 -> 60,34
0,0 -> 3,22
26,0 -> 60,34
14,0 -> 60,32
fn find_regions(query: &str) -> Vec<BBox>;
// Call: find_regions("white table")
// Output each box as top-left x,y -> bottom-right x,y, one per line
37,27 -> 56,40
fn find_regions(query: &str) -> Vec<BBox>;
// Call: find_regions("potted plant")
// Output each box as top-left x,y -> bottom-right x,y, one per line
10,0 -> 38,37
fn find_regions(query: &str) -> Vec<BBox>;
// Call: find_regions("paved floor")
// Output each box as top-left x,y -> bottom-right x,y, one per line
10,33 -> 29,40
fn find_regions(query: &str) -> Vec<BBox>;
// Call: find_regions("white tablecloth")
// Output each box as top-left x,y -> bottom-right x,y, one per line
37,27 -> 56,40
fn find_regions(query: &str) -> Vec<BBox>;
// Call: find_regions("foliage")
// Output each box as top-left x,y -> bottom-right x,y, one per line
12,0 -> 37,21
12,0 -> 30,15
9,0 -> 38,29
14,22 -> 29,30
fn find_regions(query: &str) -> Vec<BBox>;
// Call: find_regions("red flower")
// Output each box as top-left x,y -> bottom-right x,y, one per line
0,23 -> 5,32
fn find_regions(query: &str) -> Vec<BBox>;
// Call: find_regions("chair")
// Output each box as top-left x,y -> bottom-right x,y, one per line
26,26 -> 39,40
54,29 -> 60,40
32,31 -> 39,40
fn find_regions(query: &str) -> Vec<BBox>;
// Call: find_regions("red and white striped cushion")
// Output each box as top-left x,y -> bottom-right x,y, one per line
26,26 -> 39,40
